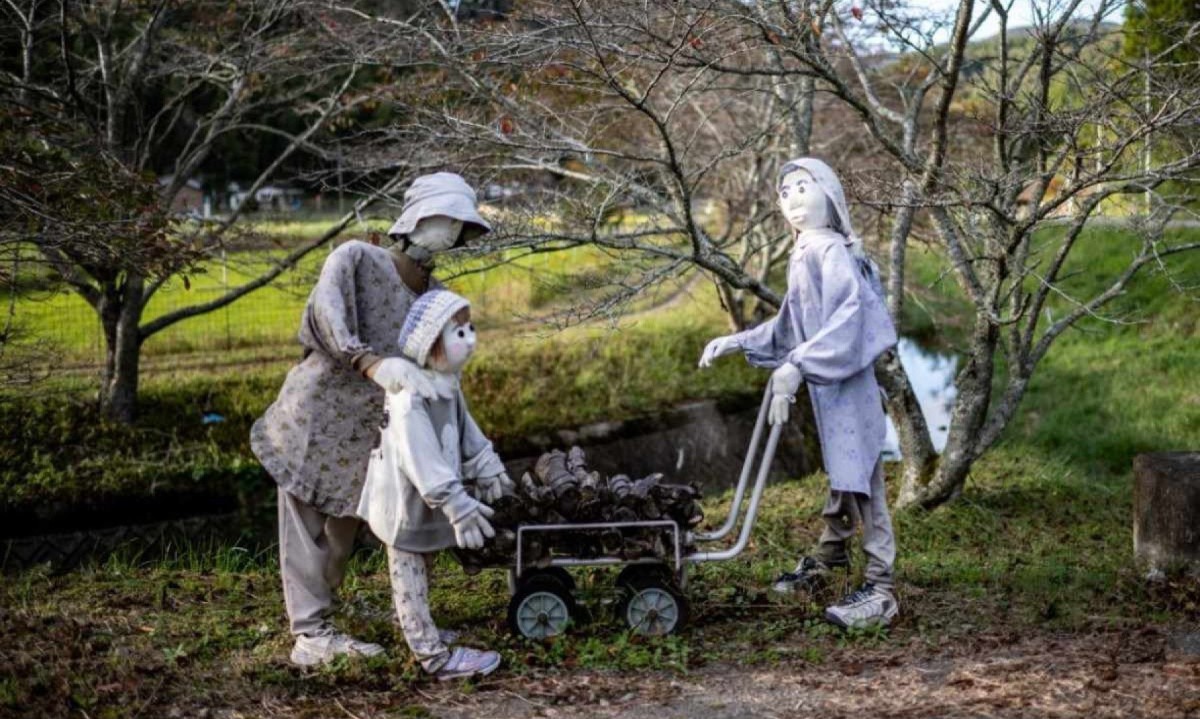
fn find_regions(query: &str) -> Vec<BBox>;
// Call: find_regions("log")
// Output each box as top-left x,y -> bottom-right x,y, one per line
455,445 -> 705,570
1134,451 -> 1200,576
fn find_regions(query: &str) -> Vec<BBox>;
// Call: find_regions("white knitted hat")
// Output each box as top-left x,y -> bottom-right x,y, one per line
398,290 -> 471,368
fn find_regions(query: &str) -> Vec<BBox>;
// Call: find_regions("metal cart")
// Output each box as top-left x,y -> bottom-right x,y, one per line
505,384 -> 786,639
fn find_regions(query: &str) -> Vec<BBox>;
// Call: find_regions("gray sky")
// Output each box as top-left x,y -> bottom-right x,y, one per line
903,0 -> 1126,43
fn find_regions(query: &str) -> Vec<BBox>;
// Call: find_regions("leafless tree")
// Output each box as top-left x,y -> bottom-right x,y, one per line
346,0 -> 1200,509
0,0 -> 448,421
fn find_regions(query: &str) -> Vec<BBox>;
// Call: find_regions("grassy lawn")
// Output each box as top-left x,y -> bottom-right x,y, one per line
1,224 -> 1197,716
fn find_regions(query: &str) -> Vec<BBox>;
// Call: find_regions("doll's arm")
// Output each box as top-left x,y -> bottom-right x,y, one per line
786,242 -> 870,384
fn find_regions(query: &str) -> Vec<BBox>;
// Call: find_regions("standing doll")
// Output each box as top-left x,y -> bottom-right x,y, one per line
699,157 -> 900,628
251,173 -> 491,666
357,289 -> 511,680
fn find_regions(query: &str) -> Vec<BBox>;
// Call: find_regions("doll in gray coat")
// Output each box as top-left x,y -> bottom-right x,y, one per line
700,157 -> 900,629
358,289 -> 509,680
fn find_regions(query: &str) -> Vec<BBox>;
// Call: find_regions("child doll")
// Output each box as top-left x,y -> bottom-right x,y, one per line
699,157 -> 900,628
357,289 -> 511,680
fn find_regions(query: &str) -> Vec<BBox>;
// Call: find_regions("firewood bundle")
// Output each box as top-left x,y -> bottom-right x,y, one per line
455,446 -> 704,574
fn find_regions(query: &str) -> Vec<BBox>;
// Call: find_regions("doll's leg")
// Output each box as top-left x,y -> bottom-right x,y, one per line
387,547 -> 450,672
279,488 -> 357,637
814,488 -> 855,567
854,461 -> 896,590
825,462 -> 898,628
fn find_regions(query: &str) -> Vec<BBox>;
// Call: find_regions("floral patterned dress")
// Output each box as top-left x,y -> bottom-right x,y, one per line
251,240 -> 423,516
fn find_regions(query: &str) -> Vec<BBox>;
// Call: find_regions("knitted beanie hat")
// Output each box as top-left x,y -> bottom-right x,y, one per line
387,172 -> 491,247
398,290 -> 471,368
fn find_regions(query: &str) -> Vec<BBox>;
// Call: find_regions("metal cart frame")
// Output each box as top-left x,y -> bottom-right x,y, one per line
505,384 -> 786,636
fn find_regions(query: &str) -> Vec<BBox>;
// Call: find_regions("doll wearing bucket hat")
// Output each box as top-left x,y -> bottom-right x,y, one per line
357,290 -> 510,681
250,173 -> 492,667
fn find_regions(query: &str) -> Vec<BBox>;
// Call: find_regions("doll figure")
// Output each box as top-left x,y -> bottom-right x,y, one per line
699,158 -> 900,628
357,289 -> 511,679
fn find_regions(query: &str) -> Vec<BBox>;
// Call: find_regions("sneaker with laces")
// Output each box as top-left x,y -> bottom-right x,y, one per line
770,555 -> 846,594
434,646 -> 501,681
290,632 -> 386,667
824,583 -> 898,629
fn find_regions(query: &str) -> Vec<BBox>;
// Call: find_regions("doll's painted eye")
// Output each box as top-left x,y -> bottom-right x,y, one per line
780,188 -> 789,199
457,329 -> 465,338
468,323 -> 475,332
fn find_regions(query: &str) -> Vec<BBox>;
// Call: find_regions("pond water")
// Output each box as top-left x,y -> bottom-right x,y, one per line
882,337 -> 958,460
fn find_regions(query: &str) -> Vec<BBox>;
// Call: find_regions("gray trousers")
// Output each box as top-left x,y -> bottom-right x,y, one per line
813,461 -> 896,590
387,547 -> 450,672
278,488 -> 360,637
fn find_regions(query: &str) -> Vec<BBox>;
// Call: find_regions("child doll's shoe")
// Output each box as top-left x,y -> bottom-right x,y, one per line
770,555 -> 846,594
290,631 -> 386,666
824,583 -> 899,629
435,646 -> 501,681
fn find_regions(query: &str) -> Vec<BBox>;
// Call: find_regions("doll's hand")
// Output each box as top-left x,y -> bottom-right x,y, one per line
451,504 -> 495,550
768,363 -> 803,425
698,335 -> 739,368
369,357 -> 437,399
476,472 -> 512,503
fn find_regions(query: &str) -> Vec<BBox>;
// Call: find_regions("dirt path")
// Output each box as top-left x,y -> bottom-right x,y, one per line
413,628 -> 1200,719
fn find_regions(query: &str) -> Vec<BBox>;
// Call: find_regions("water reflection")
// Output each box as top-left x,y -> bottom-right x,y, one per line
883,337 -> 958,460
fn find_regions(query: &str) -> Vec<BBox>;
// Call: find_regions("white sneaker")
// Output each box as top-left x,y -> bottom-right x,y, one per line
290,632 -> 386,667
434,646 -> 501,681
824,583 -> 899,629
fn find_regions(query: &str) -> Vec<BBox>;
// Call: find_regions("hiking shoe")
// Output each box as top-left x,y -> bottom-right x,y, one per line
290,632 -> 386,667
824,583 -> 899,629
770,556 -> 844,594
434,646 -> 501,681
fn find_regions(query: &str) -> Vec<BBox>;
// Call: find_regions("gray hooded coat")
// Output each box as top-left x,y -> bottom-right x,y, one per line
734,158 -> 897,496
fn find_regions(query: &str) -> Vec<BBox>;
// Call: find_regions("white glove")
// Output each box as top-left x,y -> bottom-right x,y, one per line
370,357 -> 437,399
768,363 -> 803,425
476,472 -> 512,503
451,504 -> 496,550
698,335 -> 740,368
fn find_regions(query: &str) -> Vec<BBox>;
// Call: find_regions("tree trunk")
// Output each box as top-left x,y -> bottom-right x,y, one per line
98,274 -> 145,423
897,316 -> 998,510
876,349 -> 937,502
1134,452 -> 1200,576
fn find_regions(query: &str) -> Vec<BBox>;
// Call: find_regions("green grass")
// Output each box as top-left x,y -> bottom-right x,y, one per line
14,224 -> 642,361
1,223 -> 1197,715
2,448 -> 1194,716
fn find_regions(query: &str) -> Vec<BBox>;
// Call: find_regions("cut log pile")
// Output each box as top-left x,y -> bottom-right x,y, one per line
455,446 -> 704,573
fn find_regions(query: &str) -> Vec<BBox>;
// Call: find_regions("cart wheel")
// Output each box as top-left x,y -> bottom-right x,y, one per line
616,572 -> 689,636
507,575 -> 576,640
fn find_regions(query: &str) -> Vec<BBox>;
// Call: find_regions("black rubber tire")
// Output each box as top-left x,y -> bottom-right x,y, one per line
615,563 -> 673,590
507,575 -> 577,640
520,566 -> 576,591
615,572 -> 689,636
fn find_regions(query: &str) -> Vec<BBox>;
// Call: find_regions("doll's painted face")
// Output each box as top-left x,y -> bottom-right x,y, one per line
405,215 -> 464,266
429,308 -> 476,374
778,168 -> 830,232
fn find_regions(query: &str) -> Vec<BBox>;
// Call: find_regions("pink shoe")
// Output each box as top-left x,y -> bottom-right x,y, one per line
434,646 -> 501,681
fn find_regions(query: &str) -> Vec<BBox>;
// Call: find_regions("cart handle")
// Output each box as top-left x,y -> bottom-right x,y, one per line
686,417 -> 784,563
692,383 -> 772,543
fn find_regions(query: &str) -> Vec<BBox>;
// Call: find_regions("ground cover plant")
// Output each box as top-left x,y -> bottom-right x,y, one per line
1,226 -> 1197,717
